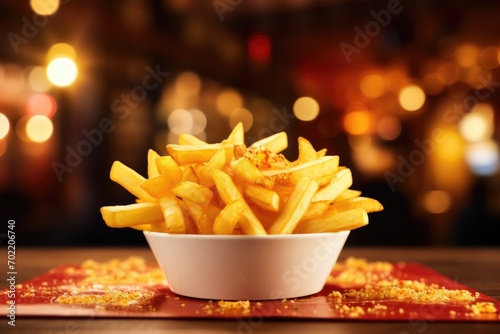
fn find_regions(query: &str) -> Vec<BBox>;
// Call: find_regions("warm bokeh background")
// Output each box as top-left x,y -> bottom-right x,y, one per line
1,0 -> 499,246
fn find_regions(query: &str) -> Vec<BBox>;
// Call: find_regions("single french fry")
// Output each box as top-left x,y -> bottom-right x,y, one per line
147,149 -> 161,178
100,202 -> 163,228
171,181 -> 213,207
178,133 -> 207,145
267,177 -> 319,234
211,168 -> 267,235
316,148 -> 327,159
226,122 -> 245,145
336,189 -> 362,201
302,200 -> 330,221
110,161 -> 156,202
294,208 -> 368,233
297,137 -> 318,164
158,193 -> 186,233
230,157 -> 274,188
166,143 -> 233,165
140,175 -> 176,199
213,200 -> 245,235
156,156 -> 183,183
250,131 -> 288,154
331,197 -> 384,213
312,168 -> 353,202
243,183 -> 280,212
177,199 -> 199,234
263,156 -> 339,187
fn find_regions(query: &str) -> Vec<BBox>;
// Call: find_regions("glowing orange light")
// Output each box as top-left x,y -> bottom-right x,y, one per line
31,0 -> 59,16
175,71 -> 201,97
360,74 -> 386,98
26,93 -> 57,118
344,110 -> 372,135
455,44 -> 480,68
423,190 -> 452,214
377,116 -> 401,141
215,89 -> 243,117
422,73 -> 445,95
479,47 -> 500,69
0,113 -> 10,140
29,66 -> 52,92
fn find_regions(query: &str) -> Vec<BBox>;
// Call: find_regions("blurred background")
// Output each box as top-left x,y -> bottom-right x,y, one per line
1,0 -> 499,246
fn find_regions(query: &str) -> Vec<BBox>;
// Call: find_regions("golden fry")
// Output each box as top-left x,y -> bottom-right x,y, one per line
158,193 -> 186,233
226,122 -> 245,145
294,208 -> 368,233
250,131 -> 288,154
140,175 -> 176,198
171,181 -> 213,207
312,168 -> 352,202
268,177 -> 319,234
110,161 -> 156,202
336,189 -> 362,201
211,168 -> 267,235
243,183 -> 280,212
230,157 -> 273,188
331,197 -> 384,213
147,149 -> 161,178
166,143 -> 233,165
178,133 -> 207,145
213,200 -> 245,235
156,156 -> 182,182
101,202 -> 163,228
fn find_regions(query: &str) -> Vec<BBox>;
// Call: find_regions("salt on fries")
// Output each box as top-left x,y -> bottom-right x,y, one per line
100,123 -> 383,235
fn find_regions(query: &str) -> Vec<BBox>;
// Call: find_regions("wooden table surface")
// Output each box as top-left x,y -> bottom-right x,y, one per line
1,247 -> 499,333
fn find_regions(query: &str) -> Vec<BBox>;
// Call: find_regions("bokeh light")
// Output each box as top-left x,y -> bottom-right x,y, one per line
423,190 -> 452,214
0,113 -> 10,140
455,43 -> 480,68
47,58 -> 78,87
30,0 -> 59,16
26,93 -> 57,118
188,109 -> 207,135
175,71 -> 201,97
26,115 -> 53,143
360,74 -> 386,98
437,62 -> 459,85
215,89 -> 243,117
398,84 -> 426,112
458,104 -> 494,142
168,109 -> 194,135
343,110 -> 372,135
422,73 -> 446,95
465,141 -> 500,176
29,66 -> 52,92
293,96 -> 320,121
248,32 -> 271,63
377,116 -> 402,141
229,108 -> 254,131
479,47 -> 500,69
16,116 -> 31,142
47,43 -> 76,61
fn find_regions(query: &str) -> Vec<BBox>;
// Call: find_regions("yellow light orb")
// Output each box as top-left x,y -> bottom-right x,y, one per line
47,43 -> 76,62
31,0 -> 59,16
175,71 -> 202,97
293,97 -> 320,121
26,115 -> 53,143
29,66 -> 52,92
0,113 -> 10,140
459,105 -> 494,142
47,57 -> 78,87
398,84 -> 426,112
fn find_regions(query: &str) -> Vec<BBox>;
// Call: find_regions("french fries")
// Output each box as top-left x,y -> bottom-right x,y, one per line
101,123 -> 383,235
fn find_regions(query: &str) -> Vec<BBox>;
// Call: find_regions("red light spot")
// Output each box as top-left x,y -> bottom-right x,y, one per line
26,93 -> 57,118
248,32 -> 271,63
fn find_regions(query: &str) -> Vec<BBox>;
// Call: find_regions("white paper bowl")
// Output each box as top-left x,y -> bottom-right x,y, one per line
144,230 -> 349,300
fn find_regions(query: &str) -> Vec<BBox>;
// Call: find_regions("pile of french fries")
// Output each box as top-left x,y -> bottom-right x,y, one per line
100,123 -> 383,235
